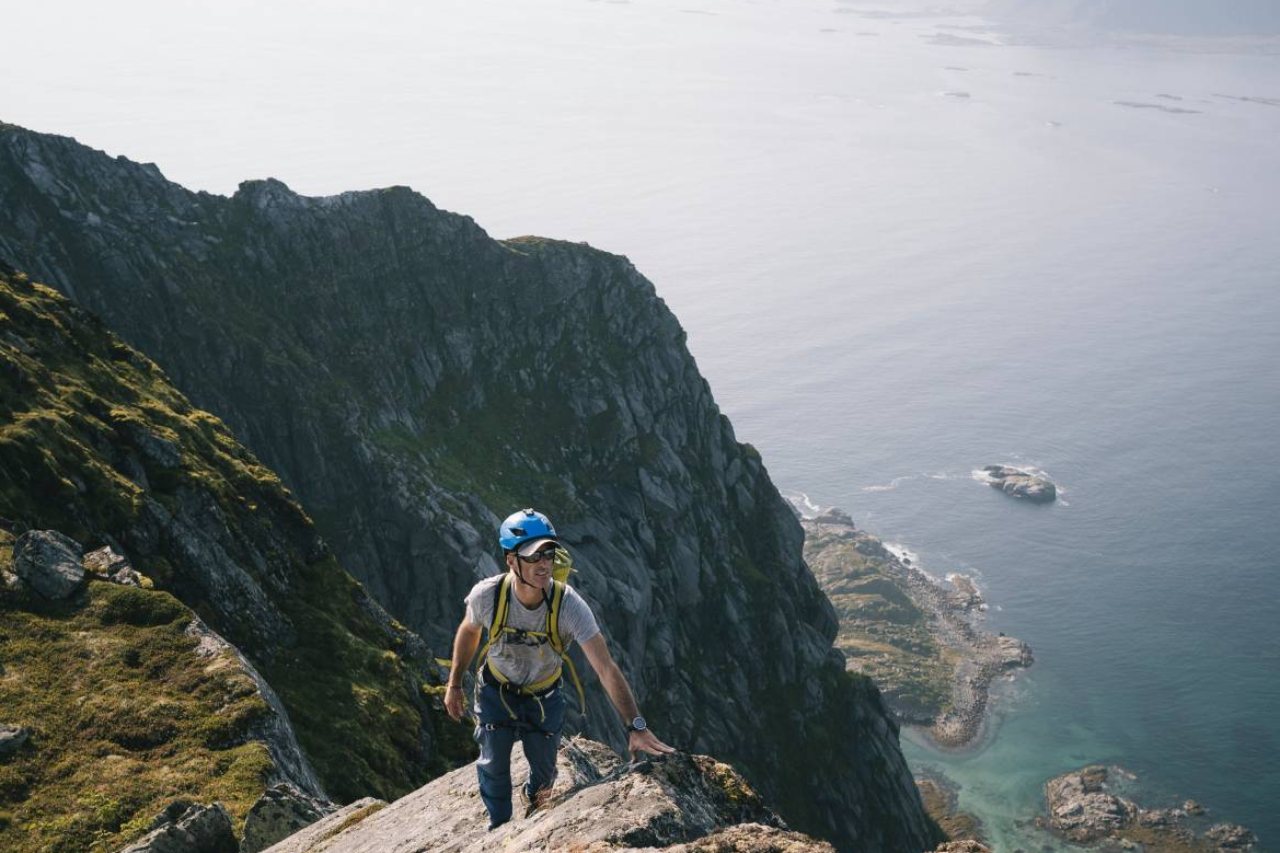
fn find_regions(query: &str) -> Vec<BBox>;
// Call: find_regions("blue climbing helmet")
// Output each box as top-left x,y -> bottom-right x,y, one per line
498,508 -> 558,553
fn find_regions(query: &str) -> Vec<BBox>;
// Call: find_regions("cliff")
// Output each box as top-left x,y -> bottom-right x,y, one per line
0,124 -> 938,852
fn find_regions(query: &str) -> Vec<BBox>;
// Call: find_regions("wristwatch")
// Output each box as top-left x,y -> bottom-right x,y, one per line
626,716 -> 647,733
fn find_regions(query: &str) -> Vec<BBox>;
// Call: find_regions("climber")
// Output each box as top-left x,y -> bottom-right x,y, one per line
444,508 -> 674,830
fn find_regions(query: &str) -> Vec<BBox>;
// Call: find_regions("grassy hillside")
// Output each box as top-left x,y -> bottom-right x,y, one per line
0,266 -> 474,849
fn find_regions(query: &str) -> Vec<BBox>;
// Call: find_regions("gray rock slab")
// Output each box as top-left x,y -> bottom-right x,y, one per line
262,738 -> 792,853
14,529 -> 85,599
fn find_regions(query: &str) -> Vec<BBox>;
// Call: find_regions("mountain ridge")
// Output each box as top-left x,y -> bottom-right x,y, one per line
0,123 -> 938,852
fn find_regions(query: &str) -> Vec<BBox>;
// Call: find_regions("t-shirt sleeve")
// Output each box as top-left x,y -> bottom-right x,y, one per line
560,587 -> 600,646
465,579 -> 495,629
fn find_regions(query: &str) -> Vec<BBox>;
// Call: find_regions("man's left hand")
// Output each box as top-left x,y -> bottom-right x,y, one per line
628,728 -> 676,758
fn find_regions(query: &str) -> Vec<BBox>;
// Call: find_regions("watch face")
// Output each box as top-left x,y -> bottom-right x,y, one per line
630,716 -> 647,732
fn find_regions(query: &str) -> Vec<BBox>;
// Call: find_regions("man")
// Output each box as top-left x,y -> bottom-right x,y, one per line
444,508 -> 674,829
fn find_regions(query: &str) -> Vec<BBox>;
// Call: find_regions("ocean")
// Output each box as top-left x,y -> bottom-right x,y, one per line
5,0 -> 1279,848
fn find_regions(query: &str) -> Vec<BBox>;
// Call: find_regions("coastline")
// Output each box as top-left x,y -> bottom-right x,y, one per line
798,505 -> 1032,749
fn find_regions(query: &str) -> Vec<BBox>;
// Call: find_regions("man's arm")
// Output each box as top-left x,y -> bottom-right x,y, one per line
579,633 -> 676,757
444,620 -> 483,722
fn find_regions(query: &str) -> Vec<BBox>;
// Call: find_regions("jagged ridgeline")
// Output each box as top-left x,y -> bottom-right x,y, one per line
0,123 -> 939,852
0,267 -> 472,851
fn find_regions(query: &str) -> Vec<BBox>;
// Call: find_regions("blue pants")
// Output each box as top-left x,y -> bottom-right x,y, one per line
473,680 -> 565,829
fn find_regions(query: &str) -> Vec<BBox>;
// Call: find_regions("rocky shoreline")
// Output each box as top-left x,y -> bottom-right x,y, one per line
800,506 -> 1032,748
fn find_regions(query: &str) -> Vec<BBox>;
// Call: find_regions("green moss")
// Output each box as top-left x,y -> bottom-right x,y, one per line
0,583 -> 276,852
805,528 -> 954,719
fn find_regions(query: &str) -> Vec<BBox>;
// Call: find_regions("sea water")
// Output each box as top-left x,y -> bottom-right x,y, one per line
5,1 -> 1279,848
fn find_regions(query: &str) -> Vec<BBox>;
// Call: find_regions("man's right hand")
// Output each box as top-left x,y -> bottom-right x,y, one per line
444,684 -> 466,721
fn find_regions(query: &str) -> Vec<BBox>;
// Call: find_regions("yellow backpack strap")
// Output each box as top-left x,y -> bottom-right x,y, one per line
547,580 -> 587,715
476,574 -> 513,672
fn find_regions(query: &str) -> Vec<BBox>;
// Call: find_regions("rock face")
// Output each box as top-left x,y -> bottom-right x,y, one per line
263,738 -> 835,853
0,124 -> 938,851
980,466 -> 1056,503
12,529 -> 86,599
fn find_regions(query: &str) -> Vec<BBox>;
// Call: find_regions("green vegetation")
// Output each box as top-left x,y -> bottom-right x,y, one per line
0,268 -> 475,845
804,526 -> 954,721
0,559 -> 272,852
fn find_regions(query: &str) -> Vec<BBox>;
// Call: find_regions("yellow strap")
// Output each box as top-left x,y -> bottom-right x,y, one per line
476,576 -> 587,714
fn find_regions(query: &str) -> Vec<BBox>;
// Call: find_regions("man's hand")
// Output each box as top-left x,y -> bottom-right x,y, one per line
444,684 -> 466,722
628,728 -> 676,758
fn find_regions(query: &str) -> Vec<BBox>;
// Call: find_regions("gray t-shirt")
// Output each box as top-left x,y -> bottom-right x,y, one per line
465,574 -> 600,688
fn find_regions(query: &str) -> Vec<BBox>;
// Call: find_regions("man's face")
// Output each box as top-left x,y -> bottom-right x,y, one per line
509,545 -> 556,590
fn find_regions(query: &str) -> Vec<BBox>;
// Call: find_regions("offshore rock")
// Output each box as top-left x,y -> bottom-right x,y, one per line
980,465 -> 1056,503
0,123 -> 937,851
118,801 -> 237,853
1040,766 -> 1257,851
1206,823 -> 1259,850
13,529 -> 85,599
263,738 -> 832,853
1042,765 -> 1134,843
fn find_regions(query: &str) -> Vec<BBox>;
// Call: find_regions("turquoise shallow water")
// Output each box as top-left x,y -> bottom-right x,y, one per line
5,1 -> 1279,848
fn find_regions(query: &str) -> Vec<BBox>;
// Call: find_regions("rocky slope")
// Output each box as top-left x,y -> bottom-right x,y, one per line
0,124 -> 938,851
0,267 -> 473,850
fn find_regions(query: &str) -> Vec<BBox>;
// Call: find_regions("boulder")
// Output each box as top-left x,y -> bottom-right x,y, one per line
117,801 -> 237,853
981,465 -> 1057,503
240,784 -> 332,853
0,723 -> 31,759
13,530 -> 85,599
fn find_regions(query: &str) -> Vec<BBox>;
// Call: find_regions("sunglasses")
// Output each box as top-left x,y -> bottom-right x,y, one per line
517,548 -> 557,564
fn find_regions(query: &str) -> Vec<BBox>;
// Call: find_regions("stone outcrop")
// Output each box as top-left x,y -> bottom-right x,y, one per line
13,529 -> 86,599
980,466 -> 1056,503
241,785 -> 334,853
263,738 -> 835,853
0,124 -> 938,851
118,802 -> 238,853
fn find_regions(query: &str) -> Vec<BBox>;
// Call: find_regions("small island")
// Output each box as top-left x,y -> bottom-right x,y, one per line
979,465 -> 1057,503
800,506 -> 1032,748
